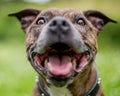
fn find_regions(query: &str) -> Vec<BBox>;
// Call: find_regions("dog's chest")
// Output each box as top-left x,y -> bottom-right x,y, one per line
48,86 -> 72,96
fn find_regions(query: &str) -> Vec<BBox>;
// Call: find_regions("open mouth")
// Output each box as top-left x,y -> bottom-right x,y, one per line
31,43 -> 91,78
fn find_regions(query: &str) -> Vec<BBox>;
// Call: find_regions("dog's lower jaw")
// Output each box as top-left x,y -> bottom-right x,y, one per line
32,64 -> 104,96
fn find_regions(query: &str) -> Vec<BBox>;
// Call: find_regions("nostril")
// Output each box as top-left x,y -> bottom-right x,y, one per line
50,20 -> 57,27
62,20 -> 69,27
49,20 -> 58,35
61,20 -> 70,32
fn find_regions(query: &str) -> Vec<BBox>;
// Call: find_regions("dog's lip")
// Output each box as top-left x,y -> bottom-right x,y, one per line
30,45 -> 91,76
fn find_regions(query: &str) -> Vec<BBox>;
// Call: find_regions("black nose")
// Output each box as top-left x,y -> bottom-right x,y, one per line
49,16 -> 70,35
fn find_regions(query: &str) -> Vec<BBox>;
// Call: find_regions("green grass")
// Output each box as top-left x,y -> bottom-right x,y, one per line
0,42 -> 36,96
96,48 -> 120,96
0,0 -> 120,96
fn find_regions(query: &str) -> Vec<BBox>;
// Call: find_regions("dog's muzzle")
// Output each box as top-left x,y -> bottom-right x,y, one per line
29,16 -> 94,87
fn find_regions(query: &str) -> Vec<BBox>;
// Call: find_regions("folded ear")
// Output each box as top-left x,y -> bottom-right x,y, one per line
83,10 -> 117,34
8,9 -> 40,33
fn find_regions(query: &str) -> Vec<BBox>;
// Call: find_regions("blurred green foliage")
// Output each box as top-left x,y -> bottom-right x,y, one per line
0,0 -> 120,96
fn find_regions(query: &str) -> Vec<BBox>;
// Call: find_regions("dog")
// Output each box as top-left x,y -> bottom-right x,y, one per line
9,8 -> 116,96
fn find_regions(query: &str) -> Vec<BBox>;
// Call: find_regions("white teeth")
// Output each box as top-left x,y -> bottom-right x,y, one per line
45,58 -> 48,65
72,58 -> 76,65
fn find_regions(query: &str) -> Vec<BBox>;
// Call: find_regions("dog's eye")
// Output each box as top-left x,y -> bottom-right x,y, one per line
36,18 -> 45,25
77,18 -> 86,26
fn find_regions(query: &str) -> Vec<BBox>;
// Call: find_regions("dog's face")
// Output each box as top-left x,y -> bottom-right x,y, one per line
9,8 -> 116,87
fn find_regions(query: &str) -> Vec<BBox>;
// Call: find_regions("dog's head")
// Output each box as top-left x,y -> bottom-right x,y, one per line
9,8 -> 116,87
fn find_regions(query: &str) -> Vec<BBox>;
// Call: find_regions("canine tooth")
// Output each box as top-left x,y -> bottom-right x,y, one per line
45,59 -> 48,65
72,58 -> 76,65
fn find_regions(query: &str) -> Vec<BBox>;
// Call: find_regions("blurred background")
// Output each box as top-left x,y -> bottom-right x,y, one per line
0,0 -> 119,96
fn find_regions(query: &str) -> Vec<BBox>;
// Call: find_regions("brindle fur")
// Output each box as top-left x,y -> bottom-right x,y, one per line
9,8 -> 116,96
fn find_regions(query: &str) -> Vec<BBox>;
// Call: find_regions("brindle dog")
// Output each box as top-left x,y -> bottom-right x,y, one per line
9,8 -> 116,96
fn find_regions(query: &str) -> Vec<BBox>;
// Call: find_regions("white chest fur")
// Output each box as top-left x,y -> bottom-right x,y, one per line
48,86 -> 72,96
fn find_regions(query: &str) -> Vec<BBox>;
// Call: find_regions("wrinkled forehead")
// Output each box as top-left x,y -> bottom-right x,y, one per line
39,8 -> 84,18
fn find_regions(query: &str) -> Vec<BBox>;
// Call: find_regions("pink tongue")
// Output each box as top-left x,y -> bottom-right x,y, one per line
47,56 -> 72,76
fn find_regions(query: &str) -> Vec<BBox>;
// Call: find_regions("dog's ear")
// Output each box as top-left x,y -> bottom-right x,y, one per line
83,10 -> 117,34
8,9 -> 40,33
